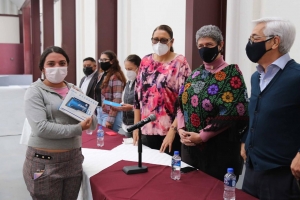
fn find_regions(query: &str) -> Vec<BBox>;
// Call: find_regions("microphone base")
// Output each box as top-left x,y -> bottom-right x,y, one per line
123,166 -> 148,174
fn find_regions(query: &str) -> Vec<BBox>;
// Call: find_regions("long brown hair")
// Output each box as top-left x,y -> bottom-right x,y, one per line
100,50 -> 126,89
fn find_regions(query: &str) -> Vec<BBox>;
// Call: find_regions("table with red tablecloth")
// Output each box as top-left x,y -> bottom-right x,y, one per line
78,127 -> 257,200
90,160 -> 257,200
82,126 -> 124,150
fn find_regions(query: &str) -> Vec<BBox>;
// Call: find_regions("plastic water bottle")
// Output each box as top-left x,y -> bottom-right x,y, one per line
97,126 -> 104,147
223,168 -> 236,200
171,151 -> 181,180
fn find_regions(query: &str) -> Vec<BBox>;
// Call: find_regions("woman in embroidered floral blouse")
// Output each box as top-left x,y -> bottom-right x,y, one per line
133,25 -> 191,155
177,25 -> 249,181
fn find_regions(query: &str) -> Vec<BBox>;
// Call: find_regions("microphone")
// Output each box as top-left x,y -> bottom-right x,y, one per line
127,114 -> 156,132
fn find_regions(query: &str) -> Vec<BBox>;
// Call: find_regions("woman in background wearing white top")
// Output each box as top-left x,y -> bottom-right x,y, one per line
113,54 -> 141,138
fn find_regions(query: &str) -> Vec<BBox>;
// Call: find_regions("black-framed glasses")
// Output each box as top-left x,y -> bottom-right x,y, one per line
98,59 -> 110,63
151,37 -> 172,44
248,35 -> 275,44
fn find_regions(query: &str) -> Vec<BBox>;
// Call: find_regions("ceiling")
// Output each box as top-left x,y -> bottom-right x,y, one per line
9,0 -> 25,9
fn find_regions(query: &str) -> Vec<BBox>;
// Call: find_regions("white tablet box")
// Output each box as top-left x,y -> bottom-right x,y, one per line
59,87 -> 98,121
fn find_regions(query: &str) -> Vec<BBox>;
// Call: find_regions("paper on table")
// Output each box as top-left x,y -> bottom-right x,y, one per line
123,138 -> 133,144
81,148 -> 121,178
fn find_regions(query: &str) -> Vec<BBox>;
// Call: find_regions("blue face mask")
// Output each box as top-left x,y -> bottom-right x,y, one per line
245,37 -> 274,63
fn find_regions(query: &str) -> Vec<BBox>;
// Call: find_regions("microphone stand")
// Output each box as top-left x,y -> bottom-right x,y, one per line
123,128 -> 148,174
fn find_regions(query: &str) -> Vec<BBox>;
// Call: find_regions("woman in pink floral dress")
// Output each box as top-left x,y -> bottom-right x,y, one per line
133,25 -> 191,155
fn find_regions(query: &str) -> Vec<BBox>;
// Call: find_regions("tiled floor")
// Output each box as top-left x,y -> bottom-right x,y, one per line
0,86 -> 31,200
0,85 -> 245,200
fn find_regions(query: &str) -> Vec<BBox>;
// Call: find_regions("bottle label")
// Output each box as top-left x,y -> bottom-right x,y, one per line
224,177 -> 236,187
171,159 -> 181,168
98,132 -> 104,137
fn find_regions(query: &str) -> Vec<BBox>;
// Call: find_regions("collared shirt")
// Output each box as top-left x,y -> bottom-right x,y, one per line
121,80 -> 134,104
80,70 -> 97,95
256,53 -> 291,91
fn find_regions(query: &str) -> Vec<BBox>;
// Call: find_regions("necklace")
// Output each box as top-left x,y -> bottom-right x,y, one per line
206,65 -> 221,74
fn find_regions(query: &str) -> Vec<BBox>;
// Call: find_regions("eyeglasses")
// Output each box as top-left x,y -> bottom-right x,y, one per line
98,59 -> 110,63
248,35 -> 275,44
151,37 -> 172,44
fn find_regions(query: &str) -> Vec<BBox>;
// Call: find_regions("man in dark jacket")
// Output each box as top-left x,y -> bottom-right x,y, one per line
242,17 -> 300,199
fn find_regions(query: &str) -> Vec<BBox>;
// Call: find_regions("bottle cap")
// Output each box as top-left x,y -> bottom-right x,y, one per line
98,125 -> 102,130
174,151 -> 179,155
227,168 -> 234,173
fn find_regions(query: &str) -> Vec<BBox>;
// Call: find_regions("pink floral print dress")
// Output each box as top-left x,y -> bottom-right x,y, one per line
134,54 -> 191,136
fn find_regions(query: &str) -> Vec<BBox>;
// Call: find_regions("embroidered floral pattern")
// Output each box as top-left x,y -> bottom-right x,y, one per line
201,70 -> 209,79
191,95 -> 199,107
184,83 -> 191,91
230,76 -> 242,89
190,113 -> 200,127
179,85 -> 184,95
202,99 -> 213,111
192,81 -> 205,94
207,84 -> 219,95
180,64 -> 248,132
184,111 -> 189,122
192,71 -> 200,78
236,103 -> 245,116
222,92 -> 234,103
219,105 -> 227,115
215,71 -> 226,81
182,92 -> 188,104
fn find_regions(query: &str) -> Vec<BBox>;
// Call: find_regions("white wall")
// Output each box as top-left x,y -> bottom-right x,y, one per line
0,0 -> 18,15
260,0 -> 300,62
75,0 -> 96,86
226,0 -> 262,93
0,16 -> 20,43
54,0 -> 62,47
226,0 -> 300,94
118,0 -> 186,71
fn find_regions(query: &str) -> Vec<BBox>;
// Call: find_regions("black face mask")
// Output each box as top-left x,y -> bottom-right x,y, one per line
198,45 -> 220,63
100,62 -> 112,71
83,66 -> 94,76
245,37 -> 274,63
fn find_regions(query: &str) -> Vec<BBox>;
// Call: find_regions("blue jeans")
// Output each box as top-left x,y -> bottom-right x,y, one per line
96,107 -> 122,133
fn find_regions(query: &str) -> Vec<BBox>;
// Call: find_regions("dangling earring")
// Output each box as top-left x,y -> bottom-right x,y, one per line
41,72 -> 45,79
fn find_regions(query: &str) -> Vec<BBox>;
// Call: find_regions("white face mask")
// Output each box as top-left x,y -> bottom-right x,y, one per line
152,42 -> 169,56
45,66 -> 68,84
126,70 -> 137,81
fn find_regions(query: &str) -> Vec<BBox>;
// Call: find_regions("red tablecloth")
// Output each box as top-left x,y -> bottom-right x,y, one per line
90,160 -> 257,200
82,126 -> 124,150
